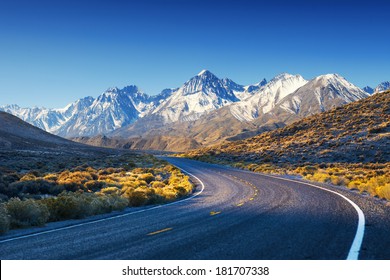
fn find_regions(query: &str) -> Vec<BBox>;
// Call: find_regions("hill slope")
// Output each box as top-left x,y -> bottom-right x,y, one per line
0,111 -> 84,150
186,90 -> 390,164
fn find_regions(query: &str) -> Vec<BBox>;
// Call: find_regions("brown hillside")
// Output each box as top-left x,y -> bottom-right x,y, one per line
186,90 -> 390,164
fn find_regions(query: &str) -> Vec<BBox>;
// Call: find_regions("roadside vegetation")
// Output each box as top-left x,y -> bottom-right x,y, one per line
183,91 -> 390,201
0,152 -> 193,234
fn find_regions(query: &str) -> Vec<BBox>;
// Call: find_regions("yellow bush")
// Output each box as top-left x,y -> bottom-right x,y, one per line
124,187 -> 150,206
138,173 -> 155,183
44,174 -> 58,182
376,183 -> 390,200
330,175 -> 349,186
100,186 -> 120,195
161,187 -> 178,201
306,172 -> 331,183
151,181 -> 166,188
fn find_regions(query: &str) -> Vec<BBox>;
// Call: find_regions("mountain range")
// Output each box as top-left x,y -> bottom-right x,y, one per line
1,70 -> 388,151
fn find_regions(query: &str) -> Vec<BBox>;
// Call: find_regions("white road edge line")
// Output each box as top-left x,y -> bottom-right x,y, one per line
241,170 -> 365,260
0,168 -> 205,244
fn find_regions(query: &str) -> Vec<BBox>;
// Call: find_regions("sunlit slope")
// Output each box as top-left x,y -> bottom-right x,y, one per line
186,90 -> 390,164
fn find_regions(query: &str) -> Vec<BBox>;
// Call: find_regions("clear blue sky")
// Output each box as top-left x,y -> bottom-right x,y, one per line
0,0 -> 389,108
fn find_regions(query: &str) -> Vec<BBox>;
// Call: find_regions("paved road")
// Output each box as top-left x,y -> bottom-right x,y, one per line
1,157 -> 390,259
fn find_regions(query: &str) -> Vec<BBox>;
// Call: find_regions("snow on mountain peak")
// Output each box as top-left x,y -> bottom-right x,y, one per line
0,70 -> 373,139
375,81 -> 390,93
229,73 -> 308,121
272,72 -> 294,81
197,69 -> 210,76
105,87 -> 120,93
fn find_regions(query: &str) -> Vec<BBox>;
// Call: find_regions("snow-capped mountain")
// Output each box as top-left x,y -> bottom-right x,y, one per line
1,70 -> 373,144
276,74 -> 369,116
229,73 -> 308,121
151,70 -> 242,123
0,86 -> 173,137
374,81 -> 390,93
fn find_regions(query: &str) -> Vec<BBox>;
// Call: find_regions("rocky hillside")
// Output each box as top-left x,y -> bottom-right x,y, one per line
186,90 -> 390,164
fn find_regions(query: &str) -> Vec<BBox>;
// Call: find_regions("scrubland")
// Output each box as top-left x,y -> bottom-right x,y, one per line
0,152 -> 193,234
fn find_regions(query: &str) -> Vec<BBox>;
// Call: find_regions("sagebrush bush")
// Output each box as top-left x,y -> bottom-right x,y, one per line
6,198 -> 49,228
41,192 -> 93,221
124,187 -> 150,206
84,180 -> 106,191
137,173 -> 155,183
0,204 -> 10,234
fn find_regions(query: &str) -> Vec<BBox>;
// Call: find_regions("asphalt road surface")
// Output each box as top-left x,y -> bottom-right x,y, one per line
1,157 -> 390,260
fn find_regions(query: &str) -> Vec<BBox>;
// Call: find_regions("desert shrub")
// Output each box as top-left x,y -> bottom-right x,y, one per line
376,184 -> 390,200
100,186 -> 121,195
330,175 -> 349,186
151,181 -> 166,188
348,180 -> 362,190
2,173 -> 20,185
62,182 -> 85,192
6,198 -> 49,228
1,181 -> 23,198
160,187 -> 178,201
58,171 -> 92,186
84,180 -> 106,192
305,172 -> 331,183
121,181 -> 139,190
41,192 -> 93,221
124,187 -> 151,206
174,186 -> 188,198
9,179 -> 54,195
46,183 -> 65,195
0,204 -> 10,234
44,174 -> 58,182
97,194 -> 128,212
295,166 -> 318,176
41,191 -> 129,222
138,173 -> 155,183
20,173 -> 37,181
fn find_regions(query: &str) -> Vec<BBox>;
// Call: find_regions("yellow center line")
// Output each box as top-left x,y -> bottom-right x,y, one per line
236,202 -> 244,207
210,211 -> 221,216
147,227 -> 173,236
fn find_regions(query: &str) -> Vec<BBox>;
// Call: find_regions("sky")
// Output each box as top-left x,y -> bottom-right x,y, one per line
0,0 -> 389,108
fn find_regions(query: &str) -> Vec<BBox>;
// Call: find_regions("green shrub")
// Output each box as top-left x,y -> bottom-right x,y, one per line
0,204 -> 10,234
6,198 -> 49,228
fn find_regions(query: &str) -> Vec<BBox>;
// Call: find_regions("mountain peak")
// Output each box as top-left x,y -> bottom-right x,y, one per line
273,73 -> 294,81
375,81 -> 390,93
317,73 -> 342,80
104,87 -> 120,93
197,69 -> 211,76
363,86 -> 374,94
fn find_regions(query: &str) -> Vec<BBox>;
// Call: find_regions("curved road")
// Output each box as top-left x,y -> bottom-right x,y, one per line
1,157 -> 390,259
